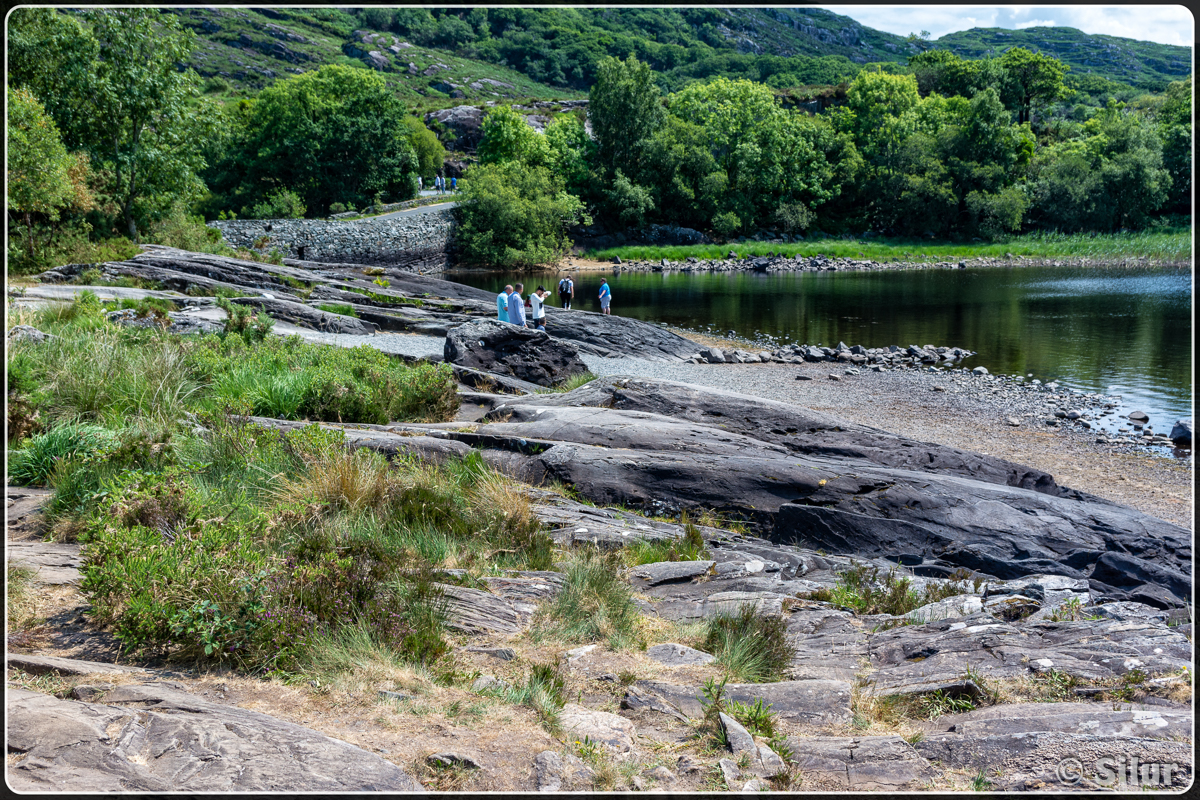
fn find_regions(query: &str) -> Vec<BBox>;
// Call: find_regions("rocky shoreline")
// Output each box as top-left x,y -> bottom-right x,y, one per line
607,253 -> 1190,274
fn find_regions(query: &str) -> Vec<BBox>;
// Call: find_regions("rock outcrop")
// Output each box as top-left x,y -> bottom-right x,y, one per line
444,318 -> 589,387
7,684 -> 424,792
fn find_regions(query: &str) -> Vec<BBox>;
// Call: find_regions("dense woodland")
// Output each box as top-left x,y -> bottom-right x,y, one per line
6,7 -> 1193,273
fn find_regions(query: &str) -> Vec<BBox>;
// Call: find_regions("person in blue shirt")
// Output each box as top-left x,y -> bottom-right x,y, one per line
451,176 -> 457,192
497,284 -> 512,320
508,283 -> 527,326
598,278 -> 612,315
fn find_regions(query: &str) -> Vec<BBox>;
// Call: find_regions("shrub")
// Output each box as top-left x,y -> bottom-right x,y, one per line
119,297 -> 176,321
703,605 -> 791,683
216,296 -> 274,344
247,189 -> 307,220
145,211 -> 234,255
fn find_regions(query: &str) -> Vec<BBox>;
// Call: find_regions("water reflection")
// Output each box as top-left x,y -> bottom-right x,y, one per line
448,266 -> 1193,431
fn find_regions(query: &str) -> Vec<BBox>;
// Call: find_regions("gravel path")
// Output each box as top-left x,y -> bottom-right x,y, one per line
272,322 -> 445,359
582,353 -> 1193,529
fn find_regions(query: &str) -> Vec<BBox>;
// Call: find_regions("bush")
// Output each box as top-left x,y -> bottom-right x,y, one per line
247,189 -> 307,220
145,211 -> 233,255
316,303 -> 359,318
216,296 -> 274,344
454,161 -> 589,268
703,605 -> 791,683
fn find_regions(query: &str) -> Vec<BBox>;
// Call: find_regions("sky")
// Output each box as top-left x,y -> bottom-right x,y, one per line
820,5 -> 1195,47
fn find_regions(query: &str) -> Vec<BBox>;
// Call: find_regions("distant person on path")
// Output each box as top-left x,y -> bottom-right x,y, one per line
497,284 -> 512,320
557,274 -> 574,309
508,283 -> 527,327
598,278 -> 612,315
451,176 -> 457,192
530,286 -> 548,330
418,176 -> 423,192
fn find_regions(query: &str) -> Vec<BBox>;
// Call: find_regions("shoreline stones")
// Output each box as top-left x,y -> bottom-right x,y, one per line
606,253 -> 1189,274
681,341 -> 978,367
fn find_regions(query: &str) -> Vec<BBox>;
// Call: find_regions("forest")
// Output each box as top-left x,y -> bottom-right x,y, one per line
6,7 -> 1193,274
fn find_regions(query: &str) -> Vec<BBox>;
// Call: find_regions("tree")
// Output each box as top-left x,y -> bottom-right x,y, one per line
400,115 -> 446,180
454,162 -> 589,268
588,55 -> 664,177
476,105 -> 551,167
212,65 -> 419,216
81,9 -> 207,239
998,47 -> 1069,125
7,87 -> 95,264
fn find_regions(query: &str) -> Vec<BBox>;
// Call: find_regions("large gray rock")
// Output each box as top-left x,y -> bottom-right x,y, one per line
533,309 -> 703,361
6,685 -> 424,791
787,736 -> 937,790
1169,418 -> 1192,445
444,318 -> 588,387
646,643 -> 715,666
559,703 -> 636,755
424,105 -> 485,150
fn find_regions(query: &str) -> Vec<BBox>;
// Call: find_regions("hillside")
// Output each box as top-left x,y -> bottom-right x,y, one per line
934,26 -> 1192,90
164,6 -> 584,106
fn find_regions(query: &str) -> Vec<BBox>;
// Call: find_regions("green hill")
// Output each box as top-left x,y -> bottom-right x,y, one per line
933,26 -> 1191,91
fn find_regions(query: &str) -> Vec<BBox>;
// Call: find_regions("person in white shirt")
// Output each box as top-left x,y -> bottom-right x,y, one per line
530,286 -> 548,330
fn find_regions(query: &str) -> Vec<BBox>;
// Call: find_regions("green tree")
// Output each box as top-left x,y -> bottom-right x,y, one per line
400,115 -> 447,180
210,65 -> 419,216
998,47 -> 1069,125
79,9 -> 208,239
7,87 -> 96,265
1156,76 -> 1192,213
454,162 -> 588,268
543,113 -> 595,196
588,55 -> 664,178
476,105 -> 551,167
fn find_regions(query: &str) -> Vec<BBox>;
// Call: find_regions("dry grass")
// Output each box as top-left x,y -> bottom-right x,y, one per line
6,565 -> 45,643
274,446 -> 392,512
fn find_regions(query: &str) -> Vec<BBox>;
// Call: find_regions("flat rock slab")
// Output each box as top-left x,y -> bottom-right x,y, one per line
629,560 -> 715,586
559,703 -> 636,755
645,643 -> 715,666
435,583 -> 522,635
7,540 -> 82,585
866,613 -> 1191,696
919,702 -> 1192,740
628,679 -> 851,727
787,608 -> 871,682
788,736 -> 937,790
7,655 -> 149,677
7,685 -> 424,791
445,318 -> 589,387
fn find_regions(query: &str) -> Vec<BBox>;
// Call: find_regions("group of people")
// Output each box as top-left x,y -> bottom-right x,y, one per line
495,275 -> 612,329
417,175 -> 457,193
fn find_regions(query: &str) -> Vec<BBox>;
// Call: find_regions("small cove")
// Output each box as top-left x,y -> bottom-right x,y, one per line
447,264 -> 1193,437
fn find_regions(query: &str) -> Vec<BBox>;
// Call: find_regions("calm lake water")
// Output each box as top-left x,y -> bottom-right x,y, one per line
449,266 -> 1193,434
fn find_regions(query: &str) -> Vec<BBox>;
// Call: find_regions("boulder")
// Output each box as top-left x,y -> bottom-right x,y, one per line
1169,418 -> 1192,445
559,704 -> 636,755
6,685 -> 424,792
645,643 -> 715,666
424,105 -> 485,151
444,318 -> 588,387
7,325 -> 57,344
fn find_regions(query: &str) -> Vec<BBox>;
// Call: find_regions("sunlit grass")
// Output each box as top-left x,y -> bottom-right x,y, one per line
586,226 -> 1191,265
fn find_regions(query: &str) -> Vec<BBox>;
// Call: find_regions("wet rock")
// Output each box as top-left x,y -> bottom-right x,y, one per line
444,318 -> 588,387
1169,418 -> 1192,445
6,685 -> 424,792
645,643 -> 715,666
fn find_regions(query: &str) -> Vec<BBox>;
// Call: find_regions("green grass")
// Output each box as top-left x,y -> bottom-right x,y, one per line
536,548 -> 643,650
803,562 -> 978,617
624,518 -> 709,566
316,303 -> 359,318
703,605 -> 791,683
585,226 -> 1192,265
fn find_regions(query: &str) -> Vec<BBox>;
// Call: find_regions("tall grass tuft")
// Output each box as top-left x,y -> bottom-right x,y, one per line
539,548 -> 642,649
703,605 -> 791,683
7,422 -> 118,486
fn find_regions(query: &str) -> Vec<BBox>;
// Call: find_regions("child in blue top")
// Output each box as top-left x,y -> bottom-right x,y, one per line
598,278 -> 612,315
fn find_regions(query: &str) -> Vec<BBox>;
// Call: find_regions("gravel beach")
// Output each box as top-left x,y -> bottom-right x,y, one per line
580,352 -> 1193,529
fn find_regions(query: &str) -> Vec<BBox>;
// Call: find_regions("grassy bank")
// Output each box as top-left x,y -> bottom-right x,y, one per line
584,225 -> 1192,265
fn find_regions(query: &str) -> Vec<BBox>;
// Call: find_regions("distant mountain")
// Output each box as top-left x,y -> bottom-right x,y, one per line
933,26 -> 1192,91
162,6 -> 1191,103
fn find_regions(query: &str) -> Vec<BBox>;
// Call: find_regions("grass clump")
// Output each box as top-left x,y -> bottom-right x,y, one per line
624,517 -> 709,566
316,302 -> 359,318
537,548 -> 642,650
216,296 -> 274,344
118,297 -> 177,321
7,564 -> 43,644
499,661 -> 568,733
804,562 -> 979,617
703,605 -> 791,683
7,422 -> 118,486
546,371 -> 597,394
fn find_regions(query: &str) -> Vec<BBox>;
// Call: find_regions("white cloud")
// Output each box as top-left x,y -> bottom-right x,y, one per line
1014,19 -> 1058,30
821,5 -> 1194,47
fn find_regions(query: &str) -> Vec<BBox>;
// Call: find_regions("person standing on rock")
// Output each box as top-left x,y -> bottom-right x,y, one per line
497,284 -> 512,320
558,274 -> 574,309
508,283 -> 527,327
598,277 -> 612,315
530,286 -> 548,330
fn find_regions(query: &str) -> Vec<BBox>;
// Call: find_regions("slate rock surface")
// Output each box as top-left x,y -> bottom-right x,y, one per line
7,684 -> 424,792
444,318 -> 589,387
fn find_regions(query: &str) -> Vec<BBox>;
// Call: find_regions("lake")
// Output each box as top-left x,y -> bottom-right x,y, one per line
447,265 -> 1193,436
